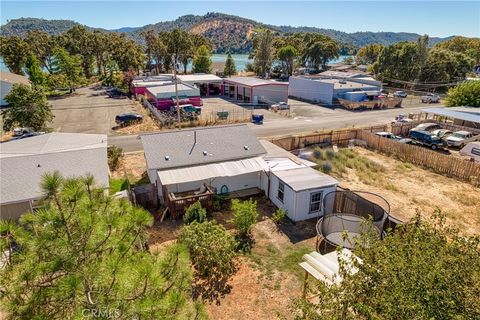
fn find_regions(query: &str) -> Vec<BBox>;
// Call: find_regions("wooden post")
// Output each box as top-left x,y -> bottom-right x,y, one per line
303,271 -> 309,298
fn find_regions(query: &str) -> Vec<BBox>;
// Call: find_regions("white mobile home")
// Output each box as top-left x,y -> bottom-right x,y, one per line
268,167 -> 338,222
140,125 -> 339,222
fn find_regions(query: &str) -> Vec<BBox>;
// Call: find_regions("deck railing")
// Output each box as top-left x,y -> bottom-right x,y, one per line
165,184 -> 215,219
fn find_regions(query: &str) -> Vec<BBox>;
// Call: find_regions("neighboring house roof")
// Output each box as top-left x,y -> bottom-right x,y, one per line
0,71 -> 30,85
0,133 -> 107,158
0,133 -> 109,204
177,74 -> 222,83
223,76 -> 288,87
131,80 -> 173,88
140,124 -> 266,170
422,107 -> 480,124
273,167 -> 339,191
317,78 -> 379,90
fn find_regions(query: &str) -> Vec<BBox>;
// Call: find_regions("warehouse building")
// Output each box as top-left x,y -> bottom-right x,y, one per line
223,76 -> 289,105
177,74 -> 223,96
288,76 -> 381,105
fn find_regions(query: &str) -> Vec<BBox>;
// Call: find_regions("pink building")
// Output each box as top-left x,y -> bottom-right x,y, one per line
145,84 -> 202,111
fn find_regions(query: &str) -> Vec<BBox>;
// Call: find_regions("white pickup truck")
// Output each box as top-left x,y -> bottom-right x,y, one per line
421,93 -> 440,103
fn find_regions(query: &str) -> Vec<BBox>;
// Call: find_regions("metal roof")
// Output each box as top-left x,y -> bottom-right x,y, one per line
0,71 -> 30,85
0,133 -> 107,158
145,83 -> 198,95
177,74 -> 222,83
140,124 -> 266,170
157,156 -> 268,185
422,107 -> 480,124
223,76 -> 288,87
273,167 -> 338,191
1,142 -> 108,204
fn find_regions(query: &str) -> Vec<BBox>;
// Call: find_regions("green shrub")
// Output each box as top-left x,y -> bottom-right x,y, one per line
313,148 -> 323,159
179,221 -> 237,278
446,81 -> 480,107
183,201 -> 207,225
325,149 -> 335,160
213,194 -> 229,211
230,199 -> 258,237
321,161 -> 333,174
107,145 -> 123,171
271,208 -> 286,224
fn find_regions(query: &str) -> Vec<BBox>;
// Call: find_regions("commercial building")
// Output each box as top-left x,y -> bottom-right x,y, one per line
145,83 -> 202,110
177,74 -> 223,96
0,133 -> 109,220
1,71 -> 30,106
288,76 -> 381,105
222,77 -> 289,105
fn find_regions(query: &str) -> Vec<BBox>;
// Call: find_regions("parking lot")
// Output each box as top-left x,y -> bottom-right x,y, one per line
200,97 -> 287,121
49,87 -> 136,134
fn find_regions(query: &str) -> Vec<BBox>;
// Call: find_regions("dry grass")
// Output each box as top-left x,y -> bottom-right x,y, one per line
114,101 -> 161,135
337,147 -> 480,235
0,132 -> 13,142
110,152 -> 147,184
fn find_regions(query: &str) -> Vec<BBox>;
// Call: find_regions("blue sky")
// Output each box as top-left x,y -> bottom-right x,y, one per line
1,1 -> 479,37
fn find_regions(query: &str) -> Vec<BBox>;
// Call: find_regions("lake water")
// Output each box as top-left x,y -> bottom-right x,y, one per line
0,54 -> 352,73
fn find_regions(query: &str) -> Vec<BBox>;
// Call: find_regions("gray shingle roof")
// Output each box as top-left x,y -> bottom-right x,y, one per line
140,124 -> 266,170
1,133 -> 108,204
0,133 -> 107,158
1,148 -> 109,204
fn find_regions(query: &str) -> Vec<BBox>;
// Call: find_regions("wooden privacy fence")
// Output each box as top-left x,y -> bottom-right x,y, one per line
356,131 -> 480,186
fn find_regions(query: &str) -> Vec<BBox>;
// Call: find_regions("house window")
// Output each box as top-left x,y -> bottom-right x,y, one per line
277,182 -> 285,203
309,191 -> 323,214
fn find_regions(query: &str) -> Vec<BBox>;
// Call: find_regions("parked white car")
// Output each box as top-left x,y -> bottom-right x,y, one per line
431,129 -> 453,139
421,93 -> 440,103
445,131 -> 475,147
271,102 -> 289,110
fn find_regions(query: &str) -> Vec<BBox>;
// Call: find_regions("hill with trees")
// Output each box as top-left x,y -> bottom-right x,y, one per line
1,13 -> 458,53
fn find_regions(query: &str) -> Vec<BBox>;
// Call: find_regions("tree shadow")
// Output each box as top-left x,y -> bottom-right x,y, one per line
192,269 -> 236,305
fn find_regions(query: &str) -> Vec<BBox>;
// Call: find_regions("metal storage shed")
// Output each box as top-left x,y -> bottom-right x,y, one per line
269,167 -> 339,222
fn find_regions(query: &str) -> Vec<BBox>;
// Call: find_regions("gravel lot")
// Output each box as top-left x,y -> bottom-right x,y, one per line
49,87 -> 136,134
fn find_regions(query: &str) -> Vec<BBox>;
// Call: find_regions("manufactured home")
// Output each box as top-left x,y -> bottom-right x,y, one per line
140,125 -> 339,221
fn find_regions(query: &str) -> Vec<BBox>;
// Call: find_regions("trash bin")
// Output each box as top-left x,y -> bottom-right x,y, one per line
252,114 -> 264,124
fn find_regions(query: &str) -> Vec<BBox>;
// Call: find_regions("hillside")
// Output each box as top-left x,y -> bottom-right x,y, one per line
1,13 -> 454,53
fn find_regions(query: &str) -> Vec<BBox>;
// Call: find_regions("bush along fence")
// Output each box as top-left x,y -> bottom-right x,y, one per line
138,95 -> 251,128
269,123 -> 480,187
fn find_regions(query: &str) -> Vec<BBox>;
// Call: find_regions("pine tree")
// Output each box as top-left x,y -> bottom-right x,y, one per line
223,53 -> 237,76
192,45 -> 212,74
0,173 -> 193,319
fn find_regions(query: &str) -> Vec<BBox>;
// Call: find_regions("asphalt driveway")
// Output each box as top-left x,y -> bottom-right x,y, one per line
49,87 -> 136,134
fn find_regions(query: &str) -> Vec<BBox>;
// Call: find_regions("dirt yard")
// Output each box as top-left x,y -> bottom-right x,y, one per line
331,147 -> 480,235
110,151 -> 147,183
113,100 -> 161,135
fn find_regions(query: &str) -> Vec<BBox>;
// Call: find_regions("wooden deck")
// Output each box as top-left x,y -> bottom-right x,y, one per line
164,184 -> 215,219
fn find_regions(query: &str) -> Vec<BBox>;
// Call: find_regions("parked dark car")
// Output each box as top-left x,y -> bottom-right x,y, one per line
115,113 -> 143,127
409,129 -> 445,150
107,88 -> 127,98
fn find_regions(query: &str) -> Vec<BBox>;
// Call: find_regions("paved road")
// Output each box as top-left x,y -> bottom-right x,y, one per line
109,104 -> 429,152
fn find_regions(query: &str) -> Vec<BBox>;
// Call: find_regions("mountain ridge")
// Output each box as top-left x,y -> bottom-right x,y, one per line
1,13 -> 457,53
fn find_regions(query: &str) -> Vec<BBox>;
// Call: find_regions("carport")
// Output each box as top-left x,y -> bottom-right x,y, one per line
422,107 -> 480,129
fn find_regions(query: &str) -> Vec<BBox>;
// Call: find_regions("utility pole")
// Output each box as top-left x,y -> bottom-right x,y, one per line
173,54 -> 181,129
